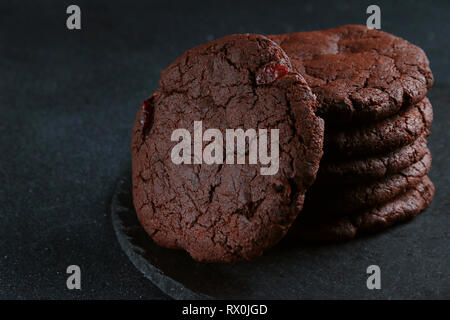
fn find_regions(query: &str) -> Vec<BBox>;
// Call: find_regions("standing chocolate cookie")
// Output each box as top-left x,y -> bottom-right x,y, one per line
131,34 -> 324,263
269,25 -> 434,123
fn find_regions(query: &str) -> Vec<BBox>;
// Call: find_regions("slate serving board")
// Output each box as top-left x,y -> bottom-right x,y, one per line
111,87 -> 450,300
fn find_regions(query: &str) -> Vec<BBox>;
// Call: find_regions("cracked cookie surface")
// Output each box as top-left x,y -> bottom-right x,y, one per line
269,25 -> 434,124
131,34 -> 324,263
287,176 -> 434,242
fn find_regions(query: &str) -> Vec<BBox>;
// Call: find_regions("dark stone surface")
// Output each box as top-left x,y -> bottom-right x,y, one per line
111,172 -> 207,299
112,142 -> 448,299
0,0 -> 449,299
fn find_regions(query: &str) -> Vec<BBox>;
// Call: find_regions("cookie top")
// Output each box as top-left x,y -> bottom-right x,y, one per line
131,34 -> 324,263
287,175 -> 434,242
317,135 -> 429,184
269,25 -> 434,123
324,98 -> 433,158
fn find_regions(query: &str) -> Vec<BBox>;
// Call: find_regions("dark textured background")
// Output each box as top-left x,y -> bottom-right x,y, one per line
0,0 -> 449,299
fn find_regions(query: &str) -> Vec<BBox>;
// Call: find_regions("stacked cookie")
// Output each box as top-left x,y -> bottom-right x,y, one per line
270,25 -> 435,241
132,26 -> 436,263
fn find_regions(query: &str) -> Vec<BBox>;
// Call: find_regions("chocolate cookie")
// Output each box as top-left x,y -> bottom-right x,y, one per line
131,34 -> 324,263
288,176 -> 434,242
305,151 -> 431,215
269,25 -> 434,123
323,98 -> 433,157
317,136 -> 429,184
